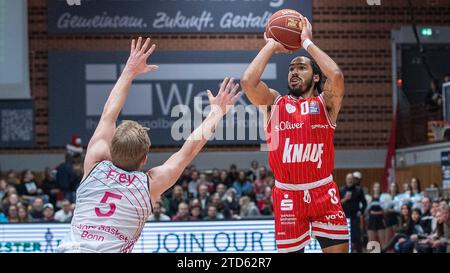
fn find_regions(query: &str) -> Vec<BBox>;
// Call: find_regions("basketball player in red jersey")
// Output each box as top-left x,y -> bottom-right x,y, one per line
241,17 -> 348,253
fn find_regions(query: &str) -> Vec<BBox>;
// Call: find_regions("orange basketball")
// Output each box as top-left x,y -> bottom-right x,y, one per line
265,9 -> 304,51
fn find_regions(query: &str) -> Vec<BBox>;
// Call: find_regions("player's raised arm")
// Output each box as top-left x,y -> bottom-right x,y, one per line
148,78 -> 241,200
83,37 -> 158,178
240,33 -> 290,107
300,17 -> 344,125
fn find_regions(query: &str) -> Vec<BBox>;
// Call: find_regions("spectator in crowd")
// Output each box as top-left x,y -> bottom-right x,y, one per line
0,211 -> 8,223
382,204 -> 414,252
366,182 -> 386,248
189,198 -> 200,208
2,193 -> 20,213
148,201 -> 171,222
425,78 -> 443,111
41,167 -> 60,208
233,171 -> 253,199
396,208 -> 427,253
178,178 -> 190,199
204,205 -> 221,220
215,183 -> 227,201
7,205 -> 19,223
6,170 -> 20,187
4,185 -> 17,199
188,170 -> 200,198
410,177 -> 423,209
257,186 -> 273,216
177,168 -> 191,185
219,170 -> 231,187
17,205 -> 30,223
248,160 -> 259,181
172,202 -> 190,221
42,203 -> 55,223
198,173 -> 214,193
253,167 -> 269,200
415,204 -> 450,253
0,178 -> 7,201
168,185 -> 187,217
29,197 -> 45,222
54,199 -> 73,223
238,196 -> 260,219
198,183 -> 210,212
340,172 -> 367,253
394,183 -> 413,210
207,193 -> 228,219
189,205 -> 203,221
381,183 -> 400,245
16,170 -> 42,204
211,168 -> 221,185
223,188 -> 240,217
444,71 -> 450,84
228,164 -> 239,184
353,171 -> 369,195
56,153 -> 83,203
420,197 -> 433,235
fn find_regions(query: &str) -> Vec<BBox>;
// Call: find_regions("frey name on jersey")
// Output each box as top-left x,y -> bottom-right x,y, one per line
282,138 -> 324,168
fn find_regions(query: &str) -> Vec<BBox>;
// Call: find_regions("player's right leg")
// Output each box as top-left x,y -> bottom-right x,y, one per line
272,187 -> 310,253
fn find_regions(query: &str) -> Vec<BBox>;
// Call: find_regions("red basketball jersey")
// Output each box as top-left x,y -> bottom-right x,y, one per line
266,93 -> 336,185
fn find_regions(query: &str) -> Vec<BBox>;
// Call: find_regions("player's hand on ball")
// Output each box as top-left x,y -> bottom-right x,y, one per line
300,17 -> 313,44
124,37 -> 159,77
264,32 -> 292,54
207,77 -> 242,116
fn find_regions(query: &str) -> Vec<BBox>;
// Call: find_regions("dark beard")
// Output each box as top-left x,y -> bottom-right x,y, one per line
288,77 -> 314,97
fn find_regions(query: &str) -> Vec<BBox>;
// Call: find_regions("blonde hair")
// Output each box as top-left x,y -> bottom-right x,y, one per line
111,120 -> 150,171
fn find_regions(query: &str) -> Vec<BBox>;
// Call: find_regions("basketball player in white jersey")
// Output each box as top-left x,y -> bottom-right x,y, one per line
57,37 -> 241,253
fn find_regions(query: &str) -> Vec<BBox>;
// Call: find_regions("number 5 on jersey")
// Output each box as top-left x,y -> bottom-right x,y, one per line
95,191 -> 123,217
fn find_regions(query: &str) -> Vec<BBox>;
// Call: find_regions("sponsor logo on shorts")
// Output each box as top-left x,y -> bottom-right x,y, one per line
280,194 -> 293,211
325,211 -> 346,221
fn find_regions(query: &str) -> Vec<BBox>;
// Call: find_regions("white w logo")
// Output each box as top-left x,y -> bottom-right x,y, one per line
66,0 -> 81,6
367,0 -> 381,5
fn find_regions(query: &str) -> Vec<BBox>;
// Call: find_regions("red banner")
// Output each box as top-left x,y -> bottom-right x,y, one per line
382,113 -> 397,192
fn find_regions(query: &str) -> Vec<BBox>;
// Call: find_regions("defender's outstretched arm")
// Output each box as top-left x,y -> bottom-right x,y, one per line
83,37 -> 158,178
148,78 -> 241,200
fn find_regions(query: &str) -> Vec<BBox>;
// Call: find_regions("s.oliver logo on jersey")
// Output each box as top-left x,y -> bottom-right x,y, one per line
282,138 -> 324,169
280,194 -> 293,211
274,121 -> 304,132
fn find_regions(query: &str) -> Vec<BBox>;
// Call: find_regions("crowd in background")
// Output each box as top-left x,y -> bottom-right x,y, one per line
341,172 -> 450,253
0,152 -> 449,253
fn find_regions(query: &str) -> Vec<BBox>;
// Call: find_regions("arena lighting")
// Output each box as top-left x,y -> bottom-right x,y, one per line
420,27 -> 434,37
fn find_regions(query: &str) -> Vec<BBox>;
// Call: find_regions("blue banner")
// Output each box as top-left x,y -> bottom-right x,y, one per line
48,50 -> 296,147
0,220 -> 328,253
48,0 -> 312,33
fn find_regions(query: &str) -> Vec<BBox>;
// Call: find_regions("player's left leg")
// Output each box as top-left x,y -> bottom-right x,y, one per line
308,182 -> 350,253
316,237 -> 349,253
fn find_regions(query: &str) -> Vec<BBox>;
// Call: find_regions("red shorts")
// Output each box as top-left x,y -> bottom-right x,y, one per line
272,181 -> 349,253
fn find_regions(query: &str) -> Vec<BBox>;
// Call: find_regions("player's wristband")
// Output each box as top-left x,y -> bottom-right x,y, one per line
302,39 -> 313,50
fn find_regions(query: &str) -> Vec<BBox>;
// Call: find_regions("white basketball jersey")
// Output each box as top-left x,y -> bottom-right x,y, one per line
57,160 -> 152,253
